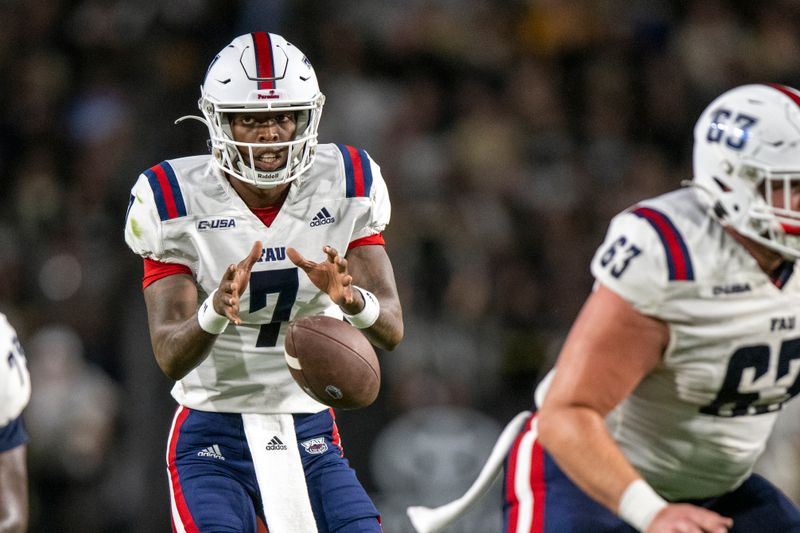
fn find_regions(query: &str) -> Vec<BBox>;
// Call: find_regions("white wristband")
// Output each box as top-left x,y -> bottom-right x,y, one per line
342,286 -> 380,329
618,479 -> 668,532
197,289 -> 229,334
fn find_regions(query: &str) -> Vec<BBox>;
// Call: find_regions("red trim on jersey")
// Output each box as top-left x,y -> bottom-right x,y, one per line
168,407 -> 200,533
646,214 -> 688,279
250,205 -> 281,227
348,233 -> 385,251
771,260 -> 795,288
346,145 -> 367,197
329,408 -> 344,457
633,207 -> 693,281
143,258 -> 192,289
153,164 -> 180,220
141,233 -> 380,289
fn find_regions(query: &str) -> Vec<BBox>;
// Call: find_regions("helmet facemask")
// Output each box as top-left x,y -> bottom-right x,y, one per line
200,95 -> 324,188
180,32 -> 326,189
753,171 -> 800,252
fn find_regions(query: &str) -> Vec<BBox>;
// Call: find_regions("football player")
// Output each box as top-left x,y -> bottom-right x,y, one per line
502,84 -> 800,532
124,33 -> 403,532
0,313 -> 31,533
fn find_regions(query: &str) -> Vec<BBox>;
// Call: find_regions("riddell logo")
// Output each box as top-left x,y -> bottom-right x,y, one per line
258,91 -> 280,100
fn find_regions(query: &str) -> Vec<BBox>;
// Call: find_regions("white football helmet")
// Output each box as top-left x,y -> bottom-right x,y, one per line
692,83 -> 800,259
195,32 -> 325,188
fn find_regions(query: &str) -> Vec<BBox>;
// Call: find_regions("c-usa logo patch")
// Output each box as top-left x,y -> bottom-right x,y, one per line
196,218 -> 236,231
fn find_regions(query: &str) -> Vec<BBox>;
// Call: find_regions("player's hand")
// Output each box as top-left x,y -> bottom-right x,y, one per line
647,504 -> 732,533
287,245 -> 358,310
214,240 -> 262,325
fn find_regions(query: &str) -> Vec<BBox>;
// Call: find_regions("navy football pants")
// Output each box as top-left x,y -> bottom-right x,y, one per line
167,407 -> 380,532
503,412 -> 800,532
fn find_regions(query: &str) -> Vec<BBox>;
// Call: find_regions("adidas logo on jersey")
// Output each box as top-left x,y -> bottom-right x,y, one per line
197,444 -> 226,460
265,436 -> 288,451
310,207 -> 335,227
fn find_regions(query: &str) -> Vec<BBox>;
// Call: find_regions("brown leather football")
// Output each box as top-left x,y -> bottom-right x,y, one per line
284,315 -> 380,410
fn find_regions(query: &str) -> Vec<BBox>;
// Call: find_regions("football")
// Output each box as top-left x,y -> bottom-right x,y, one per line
284,315 -> 380,410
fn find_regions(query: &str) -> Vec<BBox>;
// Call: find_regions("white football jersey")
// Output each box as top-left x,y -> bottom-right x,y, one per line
0,313 -> 31,427
124,144 -> 391,414
587,187 -> 800,500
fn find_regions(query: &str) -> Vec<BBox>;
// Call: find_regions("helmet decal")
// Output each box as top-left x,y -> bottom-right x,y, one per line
690,83 -> 800,259
768,83 -> 800,109
251,32 -> 276,90
188,33 -> 326,189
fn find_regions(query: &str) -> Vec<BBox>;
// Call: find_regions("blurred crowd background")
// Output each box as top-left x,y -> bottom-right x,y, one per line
2,0 -> 800,531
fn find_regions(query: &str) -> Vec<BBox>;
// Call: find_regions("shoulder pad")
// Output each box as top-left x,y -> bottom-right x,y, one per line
141,161 -> 188,221
334,144 -> 374,198
591,206 -> 691,313
629,206 -> 695,281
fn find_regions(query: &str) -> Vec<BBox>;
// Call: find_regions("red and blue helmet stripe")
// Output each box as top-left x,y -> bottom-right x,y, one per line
633,206 -> 694,281
767,83 -> 800,108
251,32 -> 275,91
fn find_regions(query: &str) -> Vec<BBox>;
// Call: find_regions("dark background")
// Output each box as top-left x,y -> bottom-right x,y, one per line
2,1 -> 799,531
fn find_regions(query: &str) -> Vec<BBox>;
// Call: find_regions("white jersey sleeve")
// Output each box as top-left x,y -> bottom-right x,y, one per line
124,160 -> 200,268
339,146 -> 390,241
0,313 -> 30,427
125,172 -> 166,261
590,208 -> 671,316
